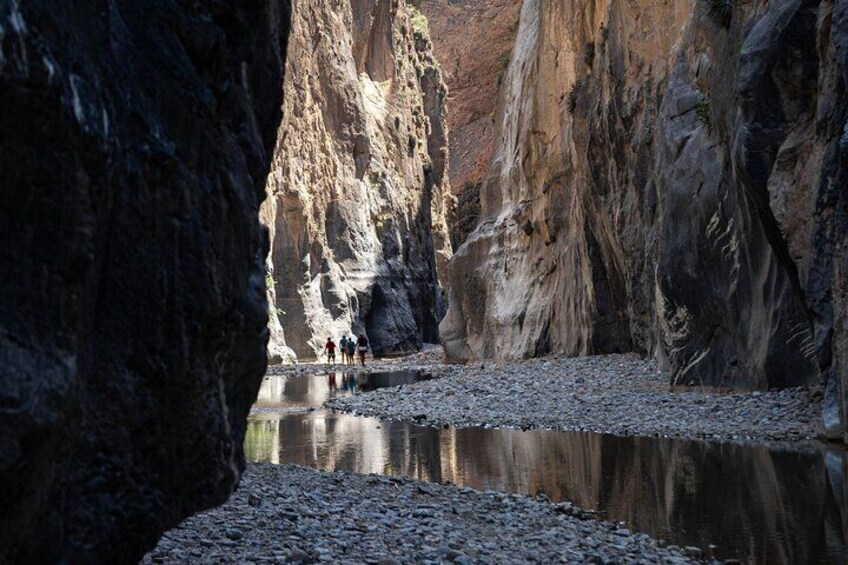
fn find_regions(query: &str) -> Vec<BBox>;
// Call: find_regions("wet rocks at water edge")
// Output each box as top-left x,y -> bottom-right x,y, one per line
143,464 -> 703,564
326,353 -> 823,442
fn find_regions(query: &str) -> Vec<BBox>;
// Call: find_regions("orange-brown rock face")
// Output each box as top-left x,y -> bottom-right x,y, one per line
420,0 -> 521,194
264,0 -> 452,359
442,0 -> 691,365
441,0 -> 848,429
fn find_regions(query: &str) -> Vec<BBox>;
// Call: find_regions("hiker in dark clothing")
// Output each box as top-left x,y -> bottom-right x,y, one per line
339,336 -> 349,364
356,334 -> 369,366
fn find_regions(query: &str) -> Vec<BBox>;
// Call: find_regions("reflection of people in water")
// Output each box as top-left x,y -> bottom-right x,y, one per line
355,372 -> 373,392
342,373 -> 357,394
328,372 -> 337,394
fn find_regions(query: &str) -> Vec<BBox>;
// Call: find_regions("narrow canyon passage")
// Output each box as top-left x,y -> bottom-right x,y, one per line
3,0 -> 848,563
261,0 -> 451,363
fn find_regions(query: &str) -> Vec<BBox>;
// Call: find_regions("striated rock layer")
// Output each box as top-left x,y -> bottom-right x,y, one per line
265,0 -> 452,359
0,1 -> 290,561
441,0 -> 848,422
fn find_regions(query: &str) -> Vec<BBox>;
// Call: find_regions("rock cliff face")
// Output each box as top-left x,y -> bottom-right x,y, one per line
418,0 -> 522,192
265,0 -> 452,359
0,1 -> 289,561
419,0 -> 522,248
441,0 -> 848,419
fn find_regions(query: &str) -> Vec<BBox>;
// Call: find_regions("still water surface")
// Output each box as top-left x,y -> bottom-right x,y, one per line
245,372 -> 848,564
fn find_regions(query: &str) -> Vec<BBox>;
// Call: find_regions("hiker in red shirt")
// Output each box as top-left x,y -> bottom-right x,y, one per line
324,337 -> 337,364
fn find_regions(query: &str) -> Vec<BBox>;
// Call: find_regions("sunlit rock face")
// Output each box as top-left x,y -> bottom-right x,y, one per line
441,0 -> 848,400
265,0 -> 452,359
0,1 -> 290,561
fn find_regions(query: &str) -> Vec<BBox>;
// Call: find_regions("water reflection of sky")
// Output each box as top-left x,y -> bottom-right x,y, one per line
245,374 -> 848,565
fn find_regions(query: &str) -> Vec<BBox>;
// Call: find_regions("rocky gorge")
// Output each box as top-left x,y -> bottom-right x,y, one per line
437,0 -> 848,440
3,0 -> 848,562
262,0 -> 452,361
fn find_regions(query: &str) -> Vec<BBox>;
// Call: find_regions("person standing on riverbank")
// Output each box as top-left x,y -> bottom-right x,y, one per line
324,337 -> 337,364
356,334 -> 369,366
346,337 -> 356,365
339,336 -> 349,364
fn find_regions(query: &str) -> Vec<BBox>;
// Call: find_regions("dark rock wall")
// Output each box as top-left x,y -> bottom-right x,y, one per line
441,0 -> 848,418
0,1 -> 290,561
823,0 -> 848,441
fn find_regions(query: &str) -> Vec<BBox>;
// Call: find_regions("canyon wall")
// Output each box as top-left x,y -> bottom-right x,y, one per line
0,1 -> 289,561
441,0 -> 848,421
419,0 -> 522,248
264,0 -> 452,359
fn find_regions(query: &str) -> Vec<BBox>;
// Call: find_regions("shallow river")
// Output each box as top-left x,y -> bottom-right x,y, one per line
245,372 -> 847,564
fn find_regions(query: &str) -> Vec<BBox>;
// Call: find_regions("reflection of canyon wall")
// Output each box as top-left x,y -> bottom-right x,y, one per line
264,0 -> 452,359
419,0 -> 523,248
479,433 -> 847,565
247,415 -> 847,563
441,1 -> 848,408
0,1 -> 289,561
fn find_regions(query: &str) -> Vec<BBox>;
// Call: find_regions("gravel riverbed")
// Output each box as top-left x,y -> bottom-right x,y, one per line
319,351 -> 823,442
144,464 -> 703,564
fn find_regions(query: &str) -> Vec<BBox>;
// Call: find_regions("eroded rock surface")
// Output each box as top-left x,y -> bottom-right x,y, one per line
418,0 -> 522,191
420,0 -> 522,248
0,1 -> 289,561
264,0 -> 452,359
442,0 -> 848,422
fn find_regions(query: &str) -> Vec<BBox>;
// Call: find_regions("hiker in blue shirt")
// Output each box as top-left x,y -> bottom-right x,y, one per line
346,337 -> 356,365
339,336 -> 349,364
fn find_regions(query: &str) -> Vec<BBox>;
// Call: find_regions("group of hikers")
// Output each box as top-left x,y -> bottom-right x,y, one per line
323,334 -> 370,366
